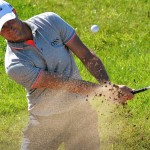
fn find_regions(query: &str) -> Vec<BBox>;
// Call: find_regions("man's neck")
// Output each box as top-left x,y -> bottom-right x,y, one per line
19,22 -> 33,42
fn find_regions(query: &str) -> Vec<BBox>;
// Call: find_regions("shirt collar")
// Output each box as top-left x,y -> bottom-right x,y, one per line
7,41 -> 24,50
24,20 -> 38,37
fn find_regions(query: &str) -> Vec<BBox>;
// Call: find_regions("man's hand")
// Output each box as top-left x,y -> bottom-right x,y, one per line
118,85 -> 134,103
95,82 -> 134,105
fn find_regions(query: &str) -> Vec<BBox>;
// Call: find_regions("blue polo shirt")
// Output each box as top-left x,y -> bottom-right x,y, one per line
5,12 -> 82,113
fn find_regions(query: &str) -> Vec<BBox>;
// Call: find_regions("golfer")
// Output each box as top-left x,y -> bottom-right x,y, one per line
0,1 -> 134,149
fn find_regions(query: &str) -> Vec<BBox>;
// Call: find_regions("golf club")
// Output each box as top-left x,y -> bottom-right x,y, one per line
131,86 -> 150,94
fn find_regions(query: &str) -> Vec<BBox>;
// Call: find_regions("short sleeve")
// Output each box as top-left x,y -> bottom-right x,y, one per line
46,12 -> 76,44
5,59 -> 41,90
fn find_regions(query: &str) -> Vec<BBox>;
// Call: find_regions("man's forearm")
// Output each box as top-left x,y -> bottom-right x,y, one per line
32,70 -> 99,95
66,34 -> 109,83
82,53 -> 110,83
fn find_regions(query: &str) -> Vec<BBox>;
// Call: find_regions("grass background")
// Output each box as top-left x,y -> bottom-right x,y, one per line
0,0 -> 149,149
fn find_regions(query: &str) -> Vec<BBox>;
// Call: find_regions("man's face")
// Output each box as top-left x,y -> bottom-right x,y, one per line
0,17 -> 23,42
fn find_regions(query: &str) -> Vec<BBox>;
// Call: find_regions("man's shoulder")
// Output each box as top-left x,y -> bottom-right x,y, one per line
27,12 -> 59,22
25,12 -> 62,32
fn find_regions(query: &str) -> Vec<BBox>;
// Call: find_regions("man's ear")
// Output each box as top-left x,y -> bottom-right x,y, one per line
13,9 -> 18,18
13,9 -> 17,15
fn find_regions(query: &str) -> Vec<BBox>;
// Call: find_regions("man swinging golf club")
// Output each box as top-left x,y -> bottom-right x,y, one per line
0,1 -> 134,149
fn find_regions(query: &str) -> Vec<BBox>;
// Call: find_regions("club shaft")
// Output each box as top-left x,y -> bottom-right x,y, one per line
131,87 -> 150,94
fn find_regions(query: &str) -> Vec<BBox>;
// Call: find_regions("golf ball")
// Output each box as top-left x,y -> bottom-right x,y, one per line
91,25 -> 99,33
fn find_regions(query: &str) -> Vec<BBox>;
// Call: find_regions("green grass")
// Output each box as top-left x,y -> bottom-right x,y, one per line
0,0 -> 150,149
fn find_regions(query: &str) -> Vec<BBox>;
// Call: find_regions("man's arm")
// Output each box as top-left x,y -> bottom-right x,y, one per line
66,34 -> 109,83
65,34 -> 134,102
31,34 -> 134,103
31,70 -> 134,104
32,70 -> 99,96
